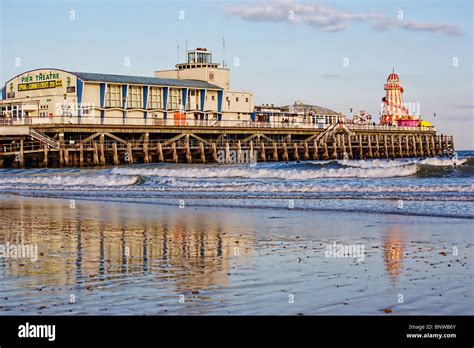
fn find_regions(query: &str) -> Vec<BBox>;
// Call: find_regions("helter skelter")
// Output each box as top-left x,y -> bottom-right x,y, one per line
380,69 -> 410,126
379,69 -> 432,127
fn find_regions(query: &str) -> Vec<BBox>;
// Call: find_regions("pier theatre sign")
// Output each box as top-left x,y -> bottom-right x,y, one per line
6,70 -> 77,98
18,72 -> 63,92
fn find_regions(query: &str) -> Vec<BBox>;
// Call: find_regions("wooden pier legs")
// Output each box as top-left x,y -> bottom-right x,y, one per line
112,142 -> 119,165
293,142 -> 300,161
212,143 -> 218,162
398,135 -> 403,158
331,136 -> 337,159
405,135 -> 410,157
98,134 -> 105,166
171,142 -> 178,163
93,142 -> 100,165
99,145 -> 105,166
200,142 -> 206,164
43,144 -> 48,168
313,140 -> 319,160
390,135 -> 395,158
450,136 -> 455,157
126,142 -> 134,164
430,136 -> 436,157
282,143 -> 289,162
412,135 -> 418,158
374,136 -> 380,158
237,140 -> 243,163
272,142 -> 278,161
79,142 -> 84,167
58,133 -> 64,167
259,141 -> 266,162
157,143 -> 164,162
367,136 -> 373,159
418,135 -> 424,158
17,138 -> 24,168
225,142 -> 231,163
383,135 -> 389,158
143,133 -> 150,164
347,135 -> 353,159
249,140 -> 254,163
185,136 -> 192,163
64,148 -> 69,167
303,142 -> 310,160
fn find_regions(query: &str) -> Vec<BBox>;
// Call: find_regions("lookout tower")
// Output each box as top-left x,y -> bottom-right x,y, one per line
176,48 -> 219,70
155,48 -> 230,90
380,69 -> 410,125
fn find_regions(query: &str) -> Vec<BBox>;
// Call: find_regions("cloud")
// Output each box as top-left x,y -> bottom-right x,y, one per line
374,18 -> 462,36
224,0 -> 462,36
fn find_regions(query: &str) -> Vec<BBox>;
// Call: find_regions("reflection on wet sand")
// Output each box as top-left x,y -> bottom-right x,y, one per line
383,226 -> 405,285
1,196 -> 472,315
0,198 -> 253,295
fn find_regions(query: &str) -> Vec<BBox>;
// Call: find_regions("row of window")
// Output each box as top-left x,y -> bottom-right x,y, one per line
105,85 -> 220,109
226,96 -> 250,103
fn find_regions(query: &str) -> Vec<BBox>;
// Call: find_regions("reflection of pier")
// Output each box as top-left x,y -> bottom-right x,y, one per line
383,227 -> 405,285
0,200 -> 253,293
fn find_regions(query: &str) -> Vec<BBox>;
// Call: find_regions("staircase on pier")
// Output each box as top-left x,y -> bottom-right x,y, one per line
29,129 -> 60,149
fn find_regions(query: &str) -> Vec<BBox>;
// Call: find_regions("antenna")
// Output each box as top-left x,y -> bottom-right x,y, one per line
222,38 -> 226,68
185,40 -> 189,58
177,44 -> 180,79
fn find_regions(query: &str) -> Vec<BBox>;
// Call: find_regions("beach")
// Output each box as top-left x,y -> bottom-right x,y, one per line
0,193 -> 472,315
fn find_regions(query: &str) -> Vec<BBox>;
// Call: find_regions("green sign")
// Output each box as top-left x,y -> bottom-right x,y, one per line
20,72 -> 60,83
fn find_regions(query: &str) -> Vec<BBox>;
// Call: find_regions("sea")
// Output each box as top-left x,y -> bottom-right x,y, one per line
0,151 -> 472,219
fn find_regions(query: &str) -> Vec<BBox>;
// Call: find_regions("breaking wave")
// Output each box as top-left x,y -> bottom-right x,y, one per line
0,175 -> 139,187
112,164 -> 418,179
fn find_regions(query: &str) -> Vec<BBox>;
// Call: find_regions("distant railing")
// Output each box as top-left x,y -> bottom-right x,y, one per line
0,116 -> 435,132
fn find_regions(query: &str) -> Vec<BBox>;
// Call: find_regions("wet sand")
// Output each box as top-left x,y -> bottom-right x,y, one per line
0,195 -> 472,315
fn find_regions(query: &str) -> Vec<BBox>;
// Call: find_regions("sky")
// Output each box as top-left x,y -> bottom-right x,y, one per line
1,0 -> 473,149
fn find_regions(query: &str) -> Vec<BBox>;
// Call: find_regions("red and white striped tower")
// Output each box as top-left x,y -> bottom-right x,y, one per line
380,69 -> 409,125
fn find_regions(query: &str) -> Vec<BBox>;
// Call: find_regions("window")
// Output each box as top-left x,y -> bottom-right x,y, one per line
149,87 -> 163,109
212,95 -> 215,101
236,97 -> 239,102
106,84 -> 121,107
246,98 -> 249,103
83,106 -> 91,115
127,85 -> 143,108
169,88 -> 181,109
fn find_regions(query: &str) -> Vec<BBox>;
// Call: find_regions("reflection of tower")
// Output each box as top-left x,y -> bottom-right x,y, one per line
380,69 -> 409,125
383,227 -> 405,285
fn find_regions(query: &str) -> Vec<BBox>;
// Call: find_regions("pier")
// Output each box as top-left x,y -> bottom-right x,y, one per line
0,121 -> 455,168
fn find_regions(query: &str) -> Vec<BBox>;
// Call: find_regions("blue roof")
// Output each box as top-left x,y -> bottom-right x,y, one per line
72,72 -> 222,89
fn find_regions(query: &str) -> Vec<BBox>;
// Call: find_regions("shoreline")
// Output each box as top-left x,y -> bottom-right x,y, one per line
1,192 -> 472,220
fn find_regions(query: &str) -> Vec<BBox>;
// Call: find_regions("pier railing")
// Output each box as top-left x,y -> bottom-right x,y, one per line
0,116 -> 435,132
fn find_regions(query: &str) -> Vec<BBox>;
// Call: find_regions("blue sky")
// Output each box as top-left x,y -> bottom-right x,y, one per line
1,0 -> 473,148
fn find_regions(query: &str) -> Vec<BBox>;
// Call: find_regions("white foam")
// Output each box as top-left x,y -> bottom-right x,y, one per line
419,158 -> 467,166
112,164 -> 418,179
0,175 -> 138,186
150,180 -> 474,193
337,159 -> 417,168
